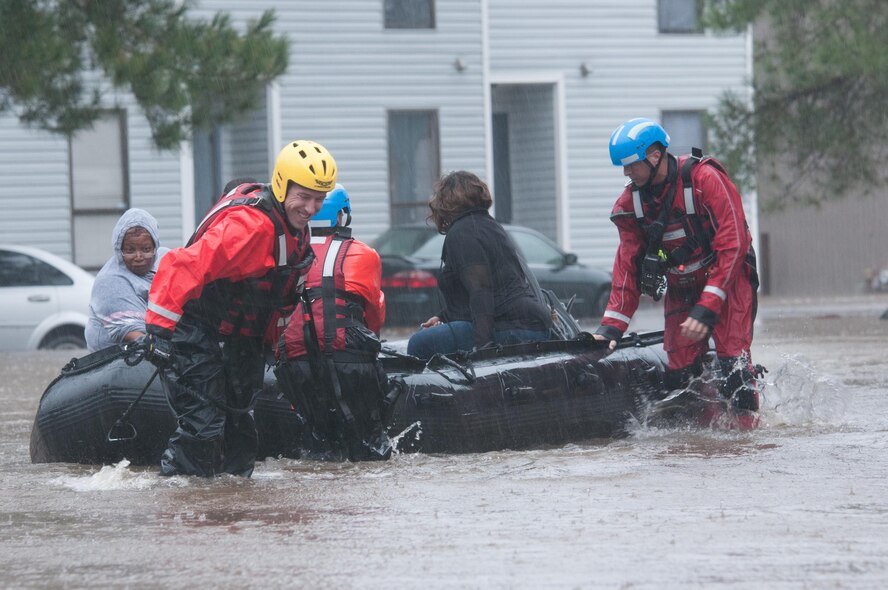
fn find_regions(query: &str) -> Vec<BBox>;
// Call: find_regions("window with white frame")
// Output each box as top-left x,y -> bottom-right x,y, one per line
384,0 -> 435,29
658,0 -> 702,34
387,110 -> 440,225
661,110 -> 706,156
69,110 -> 129,269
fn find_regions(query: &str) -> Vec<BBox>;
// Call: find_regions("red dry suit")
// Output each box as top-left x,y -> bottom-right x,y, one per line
598,153 -> 758,373
146,184 -> 312,340
274,226 -> 391,462
277,227 -> 385,359
144,183 -> 314,477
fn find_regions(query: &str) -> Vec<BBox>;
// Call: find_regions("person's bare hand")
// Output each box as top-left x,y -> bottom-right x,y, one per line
679,317 -> 710,343
592,333 -> 617,351
420,316 -> 442,328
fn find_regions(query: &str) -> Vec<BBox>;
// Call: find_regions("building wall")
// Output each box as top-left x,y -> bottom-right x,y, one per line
0,116 -> 71,256
0,85 -> 183,260
491,84 -> 558,241
225,95 -> 270,183
487,0 -> 750,268
0,1 -> 751,274
750,17 -> 887,297
759,192 -> 888,296
254,0 -> 486,244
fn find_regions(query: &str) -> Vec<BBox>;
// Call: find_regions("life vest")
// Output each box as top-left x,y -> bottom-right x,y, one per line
629,149 -> 757,303
185,183 -> 314,338
278,228 -> 369,359
629,149 -> 721,274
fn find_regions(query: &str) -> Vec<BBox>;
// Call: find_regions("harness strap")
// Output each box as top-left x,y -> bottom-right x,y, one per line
677,148 -> 714,264
189,185 -> 292,268
632,157 -> 679,300
303,287 -> 367,309
682,148 -> 702,215
290,234 -> 360,429
298,293 -> 352,424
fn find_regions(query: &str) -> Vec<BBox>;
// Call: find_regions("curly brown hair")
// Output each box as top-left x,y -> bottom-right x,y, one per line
427,170 -> 493,233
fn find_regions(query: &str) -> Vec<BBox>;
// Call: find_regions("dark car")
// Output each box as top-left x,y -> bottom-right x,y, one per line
372,224 -> 611,326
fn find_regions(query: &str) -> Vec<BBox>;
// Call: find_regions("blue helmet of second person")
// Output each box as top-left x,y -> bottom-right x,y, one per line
311,183 -> 351,227
608,118 -> 670,166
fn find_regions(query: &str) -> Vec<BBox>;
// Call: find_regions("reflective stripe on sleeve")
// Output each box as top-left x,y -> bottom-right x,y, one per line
604,310 -> 632,324
704,285 -> 727,301
147,301 -> 181,323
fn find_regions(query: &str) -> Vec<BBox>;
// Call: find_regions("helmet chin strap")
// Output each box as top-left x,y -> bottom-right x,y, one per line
339,209 -> 352,227
637,151 -> 664,189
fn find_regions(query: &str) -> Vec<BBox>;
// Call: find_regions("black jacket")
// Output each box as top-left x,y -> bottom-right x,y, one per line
437,209 -> 551,346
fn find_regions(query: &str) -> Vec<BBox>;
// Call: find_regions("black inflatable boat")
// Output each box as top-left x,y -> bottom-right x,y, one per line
29,330 -> 675,465
382,333 -> 669,453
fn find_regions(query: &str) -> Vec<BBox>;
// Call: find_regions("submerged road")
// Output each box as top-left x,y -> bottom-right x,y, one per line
1,294 -> 887,589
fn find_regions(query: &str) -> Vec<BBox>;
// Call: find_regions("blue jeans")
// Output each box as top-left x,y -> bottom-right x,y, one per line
406,320 -> 549,359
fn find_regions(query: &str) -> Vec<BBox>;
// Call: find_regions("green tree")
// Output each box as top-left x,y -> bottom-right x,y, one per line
0,0 -> 288,150
704,0 -> 888,209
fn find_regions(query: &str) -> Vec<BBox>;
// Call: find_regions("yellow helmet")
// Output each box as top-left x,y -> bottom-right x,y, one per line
271,140 -> 338,202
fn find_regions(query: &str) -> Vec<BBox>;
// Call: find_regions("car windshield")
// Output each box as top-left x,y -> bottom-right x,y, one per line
373,227 -> 437,257
373,225 -> 567,265
508,230 -> 565,266
0,249 -> 73,287
411,234 -> 445,259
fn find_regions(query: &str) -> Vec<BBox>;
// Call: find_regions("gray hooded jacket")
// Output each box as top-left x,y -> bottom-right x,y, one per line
85,208 -> 170,351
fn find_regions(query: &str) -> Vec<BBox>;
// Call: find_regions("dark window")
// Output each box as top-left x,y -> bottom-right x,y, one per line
387,110 -> 441,225
658,0 -> 702,34
0,250 -> 72,287
69,110 -> 130,270
492,113 -> 513,224
661,110 -> 706,155
384,0 -> 435,29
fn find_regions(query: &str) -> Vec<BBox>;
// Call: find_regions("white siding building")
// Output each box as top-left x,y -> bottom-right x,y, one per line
0,0 -> 751,275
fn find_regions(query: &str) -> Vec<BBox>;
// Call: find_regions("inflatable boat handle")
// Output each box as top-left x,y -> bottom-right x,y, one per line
617,330 -> 665,349
427,353 -> 476,384
380,347 -> 426,366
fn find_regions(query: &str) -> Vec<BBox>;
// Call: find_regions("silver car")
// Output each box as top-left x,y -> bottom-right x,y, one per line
0,245 -> 94,350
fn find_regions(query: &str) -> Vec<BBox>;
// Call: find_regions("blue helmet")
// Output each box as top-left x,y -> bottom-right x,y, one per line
311,183 -> 351,227
608,118 -> 670,166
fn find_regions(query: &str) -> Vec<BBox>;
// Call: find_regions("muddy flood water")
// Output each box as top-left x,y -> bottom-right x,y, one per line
2,296 -> 887,589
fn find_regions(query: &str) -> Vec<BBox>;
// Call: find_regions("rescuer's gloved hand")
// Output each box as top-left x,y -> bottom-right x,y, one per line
138,333 -> 175,369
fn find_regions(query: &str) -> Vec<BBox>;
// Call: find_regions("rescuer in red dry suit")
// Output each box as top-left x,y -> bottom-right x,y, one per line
593,118 -> 761,428
274,185 -> 392,461
140,140 -> 338,477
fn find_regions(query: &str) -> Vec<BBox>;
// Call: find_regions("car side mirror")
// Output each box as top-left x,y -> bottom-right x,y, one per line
562,252 -> 578,267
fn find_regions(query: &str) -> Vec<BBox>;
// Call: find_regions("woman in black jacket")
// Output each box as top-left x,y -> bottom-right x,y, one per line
407,171 -> 552,359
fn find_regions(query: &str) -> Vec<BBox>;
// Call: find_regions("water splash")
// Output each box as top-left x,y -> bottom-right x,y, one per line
760,354 -> 847,426
53,459 -> 186,491
390,420 -> 422,454
629,368 -> 726,432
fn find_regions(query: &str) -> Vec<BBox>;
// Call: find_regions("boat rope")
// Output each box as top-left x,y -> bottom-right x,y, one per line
107,367 -> 160,443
